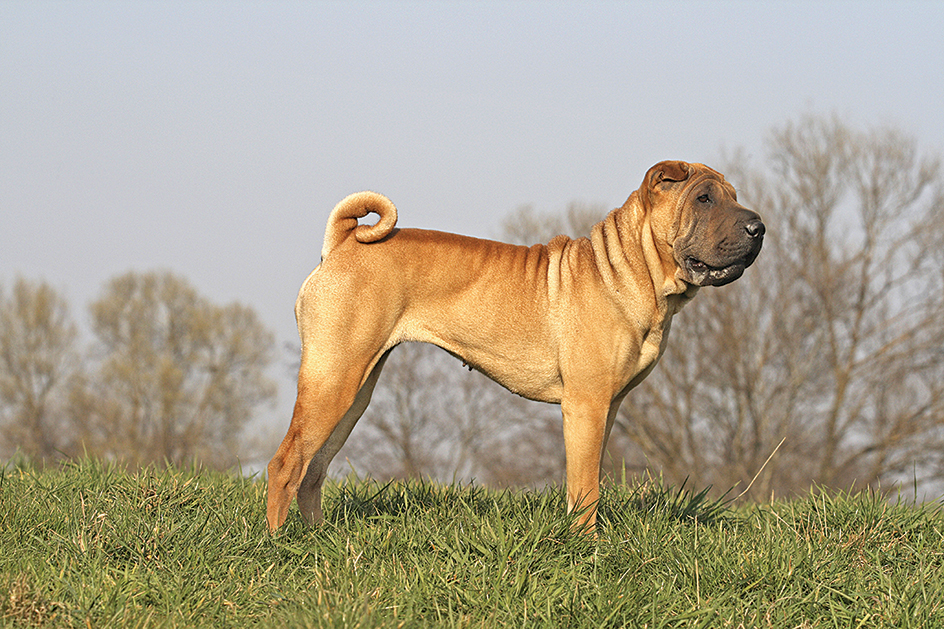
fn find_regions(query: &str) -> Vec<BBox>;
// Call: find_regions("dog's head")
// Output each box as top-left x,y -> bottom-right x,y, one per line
644,160 -> 764,287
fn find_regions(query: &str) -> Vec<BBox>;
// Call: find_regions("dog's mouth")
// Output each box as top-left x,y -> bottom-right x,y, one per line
685,257 -> 748,287
682,226 -> 764,287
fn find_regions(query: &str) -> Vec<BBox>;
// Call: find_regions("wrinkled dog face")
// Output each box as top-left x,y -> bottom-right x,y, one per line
673,173 -> 765,287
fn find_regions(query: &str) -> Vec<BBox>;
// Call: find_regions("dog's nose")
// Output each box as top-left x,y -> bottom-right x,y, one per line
745,219 -> 765,238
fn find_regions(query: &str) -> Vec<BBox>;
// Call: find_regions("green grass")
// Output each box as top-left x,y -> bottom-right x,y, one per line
1,459 -> 943,627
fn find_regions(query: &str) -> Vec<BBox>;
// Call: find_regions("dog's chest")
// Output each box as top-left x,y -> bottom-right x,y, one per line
628,317 -> 673,387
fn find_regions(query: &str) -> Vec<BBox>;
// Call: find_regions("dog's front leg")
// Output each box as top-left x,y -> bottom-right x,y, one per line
561,393 -> 609,533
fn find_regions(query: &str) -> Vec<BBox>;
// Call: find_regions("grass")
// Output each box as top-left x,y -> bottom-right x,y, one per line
1,459 -> 943,627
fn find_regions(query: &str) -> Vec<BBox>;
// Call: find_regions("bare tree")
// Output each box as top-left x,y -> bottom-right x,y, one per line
74,270 -> 277,469
615,114 -> 944,498
335,342 -> 565,486
0,278 -> 79,460
446,362 -> 564,487
345,343 -> 448,479
499,201 -> 607,246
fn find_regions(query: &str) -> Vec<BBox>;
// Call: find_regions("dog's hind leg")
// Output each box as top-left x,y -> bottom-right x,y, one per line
295,349 -> 391,525
266,349 -> 391,532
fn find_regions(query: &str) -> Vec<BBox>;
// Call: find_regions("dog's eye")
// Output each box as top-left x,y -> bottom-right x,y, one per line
697,194 -> 711,204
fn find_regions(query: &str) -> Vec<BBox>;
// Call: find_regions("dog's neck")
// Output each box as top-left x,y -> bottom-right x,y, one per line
620,194 -> 694,303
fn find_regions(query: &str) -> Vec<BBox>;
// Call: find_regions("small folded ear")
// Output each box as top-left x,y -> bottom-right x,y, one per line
647,160 -> 692,188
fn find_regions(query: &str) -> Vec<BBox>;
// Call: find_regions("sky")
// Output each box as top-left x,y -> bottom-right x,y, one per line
3,0 -> 944,446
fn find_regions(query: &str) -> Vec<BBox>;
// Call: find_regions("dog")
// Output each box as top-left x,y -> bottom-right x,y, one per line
266,160 -> 764,532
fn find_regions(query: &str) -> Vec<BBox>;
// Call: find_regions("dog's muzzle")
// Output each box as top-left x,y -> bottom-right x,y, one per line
684,214 -> 765,287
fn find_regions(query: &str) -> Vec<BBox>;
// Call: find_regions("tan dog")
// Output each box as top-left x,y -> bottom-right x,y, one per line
267,160 -> 764,532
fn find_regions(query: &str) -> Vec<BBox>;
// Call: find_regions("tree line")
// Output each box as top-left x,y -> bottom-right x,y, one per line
5,114 -> 944,499
0,271 -> 276,469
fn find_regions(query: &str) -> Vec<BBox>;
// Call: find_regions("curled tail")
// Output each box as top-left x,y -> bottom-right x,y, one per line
321,191 -> 398,260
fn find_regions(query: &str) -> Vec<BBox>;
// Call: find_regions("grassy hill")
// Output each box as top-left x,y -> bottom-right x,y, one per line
1,459 -> 942,627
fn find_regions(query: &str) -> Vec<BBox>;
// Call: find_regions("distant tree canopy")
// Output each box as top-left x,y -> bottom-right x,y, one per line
6,114 -> 943,498
0,271 -> 276,469
0,278 -> 79,459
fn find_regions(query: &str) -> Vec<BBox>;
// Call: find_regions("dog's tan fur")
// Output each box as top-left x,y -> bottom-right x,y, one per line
266,160 -> 764,532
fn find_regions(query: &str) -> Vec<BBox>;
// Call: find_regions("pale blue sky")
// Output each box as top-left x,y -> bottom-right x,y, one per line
3,0 -> 943,436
